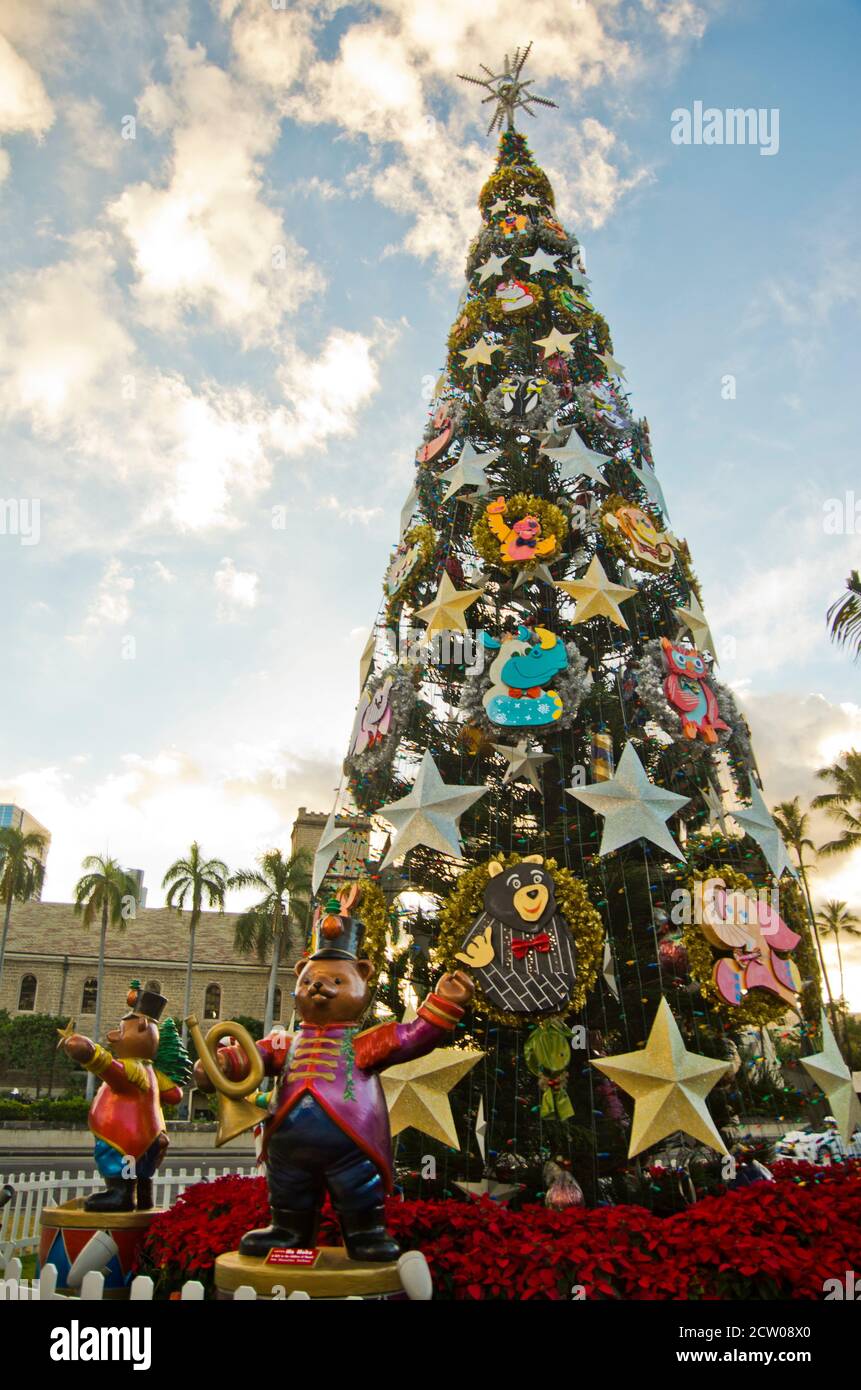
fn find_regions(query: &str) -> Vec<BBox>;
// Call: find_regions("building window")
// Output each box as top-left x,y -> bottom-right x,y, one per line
204,984 -> 222,1020
273,987 -> 282,1020
17,974 -> 37,1011
81,977 -> 98,1013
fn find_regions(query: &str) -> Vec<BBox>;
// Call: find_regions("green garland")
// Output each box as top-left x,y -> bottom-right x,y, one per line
436,853 -> 604,1027
682,865 -> 821,1028
383,523 -> 437,624
472,493 -> 568,573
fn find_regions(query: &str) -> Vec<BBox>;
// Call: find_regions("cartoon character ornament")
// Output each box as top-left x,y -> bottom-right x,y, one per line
660,638 -> 729,744
497,211 -> 530,237
495,278 -> 535,313
416,399 -> 462,464
194,891 -> 475,1262
485,374 -> 559,431
456,857 -> 578,1016
699,883 -> 803,1010
482,627 -> 567,727
486,496 -> 558,564
602,499 -> 678,571
349,674 -> 394,755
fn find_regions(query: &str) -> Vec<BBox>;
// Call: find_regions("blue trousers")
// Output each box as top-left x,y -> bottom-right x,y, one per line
94,1136 -> 161,1180
266,1093 -> 384,1214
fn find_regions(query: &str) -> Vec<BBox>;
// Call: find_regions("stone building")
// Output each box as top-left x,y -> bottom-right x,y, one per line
0,900 -> 303,1031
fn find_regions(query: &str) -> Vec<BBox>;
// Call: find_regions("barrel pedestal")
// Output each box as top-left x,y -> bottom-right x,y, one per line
39,1198 -> 158,1298
215,1246 -> 426,1301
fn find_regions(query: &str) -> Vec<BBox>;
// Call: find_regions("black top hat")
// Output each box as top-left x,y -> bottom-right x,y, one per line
125,986 -> 168,1023
310,910 -> 367,962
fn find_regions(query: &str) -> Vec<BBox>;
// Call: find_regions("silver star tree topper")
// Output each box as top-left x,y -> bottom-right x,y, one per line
459,42 -> 558,135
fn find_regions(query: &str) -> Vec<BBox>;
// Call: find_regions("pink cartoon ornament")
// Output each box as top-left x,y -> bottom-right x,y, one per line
660,637 -> 729,744
416,401 -> 456,463
495,279 -> 534,313
486,497 -> 557,564
700,882 -> 803,1009
348,676 -> 394,756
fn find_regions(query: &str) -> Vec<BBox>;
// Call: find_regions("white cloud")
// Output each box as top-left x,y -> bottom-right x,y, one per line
214,556 -> 260,621
66,96 -> 120,172
269,324 -> 394,456
81,558 -> 135,632
109,35 -> 324,346
0,32 -> 54,138
317,495 -> 384,526
0,236 -> 134,433
549,119 -> 652,230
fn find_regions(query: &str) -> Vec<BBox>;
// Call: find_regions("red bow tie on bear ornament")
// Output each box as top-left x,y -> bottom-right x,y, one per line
511,932 -> 552,959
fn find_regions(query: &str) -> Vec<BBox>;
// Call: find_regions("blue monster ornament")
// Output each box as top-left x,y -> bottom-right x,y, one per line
482,626 -> 568,728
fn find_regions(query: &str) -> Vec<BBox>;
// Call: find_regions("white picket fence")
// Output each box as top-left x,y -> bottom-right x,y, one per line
0,1165 -> 255,1264
0,1256 -> 316,1301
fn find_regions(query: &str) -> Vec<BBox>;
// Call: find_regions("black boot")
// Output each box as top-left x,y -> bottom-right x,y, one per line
239,1208 -> 318,1259
85,1178 -> 135,1213
136,1176 -> 155,1210
339,1205 -> 400,1263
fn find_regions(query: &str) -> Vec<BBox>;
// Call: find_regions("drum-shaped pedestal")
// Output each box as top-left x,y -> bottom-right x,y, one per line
39,1198 -> 157,1298
215,1246 -> 431,1301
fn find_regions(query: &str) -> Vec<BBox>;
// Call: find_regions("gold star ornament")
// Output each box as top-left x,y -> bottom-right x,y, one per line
56,1018 -> 77,1050
556,555 -> 637,629
801,1010 -> 861,1146
591,998 -> 730,1157
534,327 -> 578,359
414,571 -> 483,638
382,1039 -> 483,1148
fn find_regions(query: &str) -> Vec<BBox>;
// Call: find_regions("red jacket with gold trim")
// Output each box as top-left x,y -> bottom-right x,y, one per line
218,993 -> 462,1191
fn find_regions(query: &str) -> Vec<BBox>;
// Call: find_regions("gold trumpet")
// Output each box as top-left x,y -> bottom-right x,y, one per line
186,1014 -> 266,1148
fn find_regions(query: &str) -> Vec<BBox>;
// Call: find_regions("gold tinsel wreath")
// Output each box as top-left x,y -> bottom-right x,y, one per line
472,493 -> 568,573
478,166 -> 555,216
484,279 -> 544,324
354,877 -> 392,976
436,853 -> 604,1027
383,523 -> 437,625
682,865 -> 820,1028
447,300 -> 485,354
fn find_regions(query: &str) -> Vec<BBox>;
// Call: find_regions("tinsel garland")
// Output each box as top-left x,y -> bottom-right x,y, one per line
682,864 -> 820,1028
483,278 -> 545,324
458,640 -> 592,736
574,380 -> 632,435
478,163 -> 554,217
632,637 -> 750,764
344,665 -> 419,782
471,492 -> 568,571
435,853 -> 604,1026
483,374 -> 560,432
353,877 -> 392,975
383,523 -> 437,624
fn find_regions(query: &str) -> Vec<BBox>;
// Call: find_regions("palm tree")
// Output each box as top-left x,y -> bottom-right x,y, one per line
827,570 -> 861,660
0,826 -> 48,991
816,901 -> 861,1068
162,842 -> 229,1045
74,856 -> 138,1099
813,749 -> 861,858
229,848 -> 312,1034
772,797 -> 838,1026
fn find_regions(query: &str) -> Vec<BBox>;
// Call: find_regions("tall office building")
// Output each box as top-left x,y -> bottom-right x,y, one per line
0,805 -> 51,899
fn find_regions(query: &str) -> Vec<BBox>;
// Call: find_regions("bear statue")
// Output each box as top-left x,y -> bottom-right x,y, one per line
195,901 -> 474,1263
456,855 -> 577,1016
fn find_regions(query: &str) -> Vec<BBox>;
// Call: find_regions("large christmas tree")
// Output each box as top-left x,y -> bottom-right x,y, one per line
310,48 -> 828,1206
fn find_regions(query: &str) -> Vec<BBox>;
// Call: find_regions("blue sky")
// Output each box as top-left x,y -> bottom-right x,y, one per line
0,0 -> 859,999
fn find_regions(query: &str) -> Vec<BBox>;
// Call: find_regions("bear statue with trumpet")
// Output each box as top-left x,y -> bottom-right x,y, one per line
191,885 -> 474,1262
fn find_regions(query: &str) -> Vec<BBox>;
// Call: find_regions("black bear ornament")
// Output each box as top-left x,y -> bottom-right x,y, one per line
456,855 -> 577,1016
